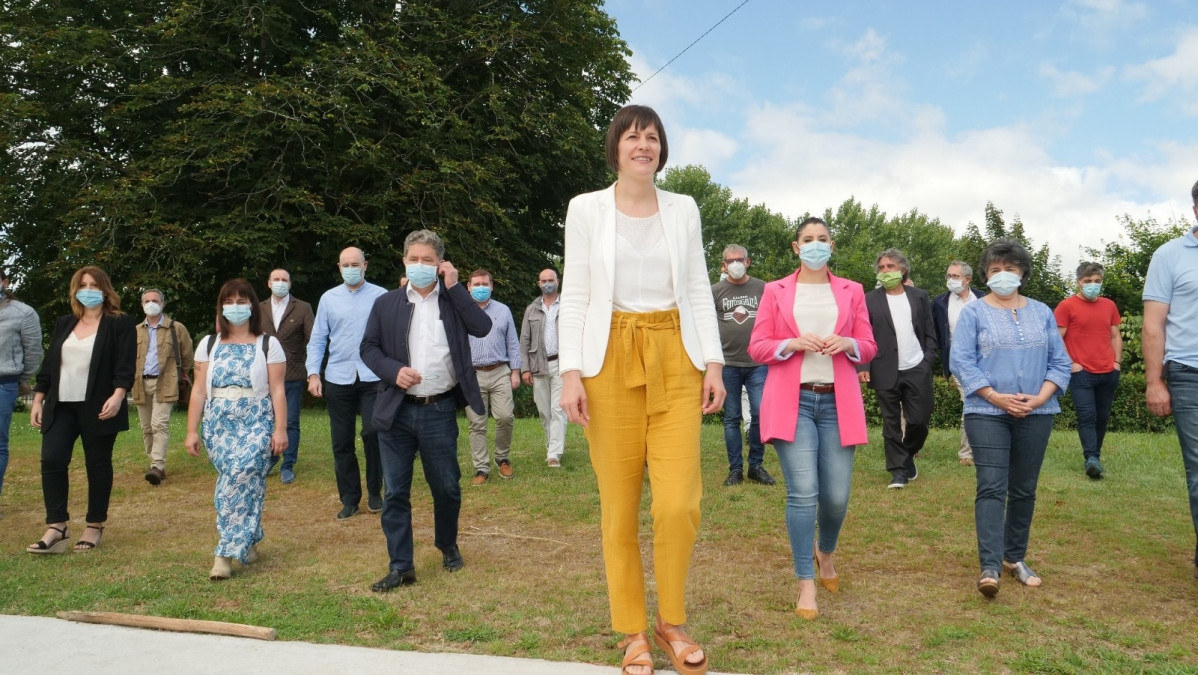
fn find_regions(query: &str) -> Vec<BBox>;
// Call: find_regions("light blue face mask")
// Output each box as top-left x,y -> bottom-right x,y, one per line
340,266 -> 363,286
271,281 -> 290,298
405,263 -> 437,289
1080,282 -> 1102,301
222,304 -> 252,326
799,241 -> 832,270
75,289 -> 104,308
470,286 -> 492,302
987,271 -> 1022,297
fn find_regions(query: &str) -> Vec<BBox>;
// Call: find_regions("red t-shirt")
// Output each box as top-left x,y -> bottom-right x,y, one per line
1053,295 -> 1121,373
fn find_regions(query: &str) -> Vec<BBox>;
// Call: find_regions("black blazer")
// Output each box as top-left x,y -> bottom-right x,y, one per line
359,280 -> 492,430
35,313 -> 137,435
931,287 -> 985,377
858,286 -> 937,391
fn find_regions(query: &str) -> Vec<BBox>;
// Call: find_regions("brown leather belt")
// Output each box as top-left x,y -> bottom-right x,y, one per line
475,363 -> 506,372
404,392 -> 453,406
546,354 -> 558,361
799,382 -> 834,394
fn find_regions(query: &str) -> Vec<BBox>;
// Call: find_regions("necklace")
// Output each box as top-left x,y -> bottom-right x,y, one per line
993,296 -> 1023,322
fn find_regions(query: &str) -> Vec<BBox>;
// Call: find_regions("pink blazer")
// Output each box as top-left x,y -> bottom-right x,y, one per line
748,271 -> 877,446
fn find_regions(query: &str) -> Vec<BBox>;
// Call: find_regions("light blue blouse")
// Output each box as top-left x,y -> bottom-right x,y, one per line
950,298 -> 1072,415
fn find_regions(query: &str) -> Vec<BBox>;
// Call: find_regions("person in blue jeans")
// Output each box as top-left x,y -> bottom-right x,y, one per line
0,267 -> 44,504
712,244 -> 774,486
1143,179 -> 1198,581
951,239 -> 1072,598
259,268 -> 314,485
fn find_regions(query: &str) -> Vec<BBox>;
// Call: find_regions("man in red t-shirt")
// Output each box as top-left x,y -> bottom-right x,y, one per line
1055,262 -> 1123,479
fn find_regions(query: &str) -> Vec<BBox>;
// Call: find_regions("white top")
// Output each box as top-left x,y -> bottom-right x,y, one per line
887,293 -> 924,371
195,334 -> 286,401
793,283 -> 837,384
947,290 -> 975,336
404,284 -> 456,396
270,294 -> 289,331
58,332 -> 95,402
612,210 -> 676,313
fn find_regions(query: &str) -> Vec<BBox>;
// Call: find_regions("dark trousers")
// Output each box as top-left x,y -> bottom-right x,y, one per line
324,379 -> 382,507
1069,369 -> 1120,460
40,402 -> 118,524
876,361 -> 933,474
966,413 -> 1054,572
377,397 -> 462,573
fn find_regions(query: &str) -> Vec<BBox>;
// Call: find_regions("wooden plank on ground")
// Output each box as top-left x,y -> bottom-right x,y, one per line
56,610 -> 277,641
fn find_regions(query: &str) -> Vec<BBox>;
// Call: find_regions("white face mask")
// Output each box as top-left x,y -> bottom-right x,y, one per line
726,261 -> 747,280
143,302 -> 163,317
946,279 -> 964,293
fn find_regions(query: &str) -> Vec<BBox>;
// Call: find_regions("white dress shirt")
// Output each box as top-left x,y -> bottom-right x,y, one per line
404,284 -> 456,396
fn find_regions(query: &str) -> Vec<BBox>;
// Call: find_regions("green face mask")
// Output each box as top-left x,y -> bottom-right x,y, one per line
876,270 -> 904,289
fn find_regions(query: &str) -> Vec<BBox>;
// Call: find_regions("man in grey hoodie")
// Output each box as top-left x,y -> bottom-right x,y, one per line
0,267 -> 43,506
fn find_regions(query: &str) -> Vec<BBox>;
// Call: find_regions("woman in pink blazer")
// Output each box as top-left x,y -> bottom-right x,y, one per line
748,217 -> 876,620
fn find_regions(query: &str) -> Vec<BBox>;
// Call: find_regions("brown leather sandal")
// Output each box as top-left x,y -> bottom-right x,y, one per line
617,633 -> 654,675
652,622 -> 708,675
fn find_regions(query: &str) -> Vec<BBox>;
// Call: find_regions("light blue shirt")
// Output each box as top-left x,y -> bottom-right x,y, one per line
305,281 -> 388,385
950,298 -> 1072,415
1143,226 -> 1198,369
143,318 -> 162,376
469,299 -> 522,369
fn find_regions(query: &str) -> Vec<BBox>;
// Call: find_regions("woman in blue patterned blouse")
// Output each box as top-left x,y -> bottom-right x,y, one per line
950,239 -> 1072,598
185,279 -> 287,580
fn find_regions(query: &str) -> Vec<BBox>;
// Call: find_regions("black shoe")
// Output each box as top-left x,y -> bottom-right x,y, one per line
887,472 -> 908,489
371,569 -> 416,592
336,504 -> 359,520
442,545 -> 464,572
903,456 -> 918,481
723,469 -> 744,486
367,494 -> 383,513
746,465 -> 776,485
1085,457 -> 1104,479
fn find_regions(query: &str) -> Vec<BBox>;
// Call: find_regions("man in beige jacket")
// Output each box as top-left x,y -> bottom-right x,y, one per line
132,289 -> 193,485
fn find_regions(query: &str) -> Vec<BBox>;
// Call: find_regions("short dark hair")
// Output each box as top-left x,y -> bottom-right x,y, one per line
1076,261 -> 1103,280
469,269 -> 492,285
215,278 -> 263,336
604,105 -> 668,175
876,248 -> 910,280
979,238 -> 1032,285
795,217 -> 829,240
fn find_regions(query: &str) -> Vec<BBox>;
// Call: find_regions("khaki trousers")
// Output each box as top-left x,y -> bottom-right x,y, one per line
583,310 -> 703,633
465,365 -> 515,474
136,377 -> 174,470
951,375 -> 973,460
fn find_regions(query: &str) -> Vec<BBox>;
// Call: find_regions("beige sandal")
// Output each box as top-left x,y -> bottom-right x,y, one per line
617,633 -> 654,675
653,622 -> 707,675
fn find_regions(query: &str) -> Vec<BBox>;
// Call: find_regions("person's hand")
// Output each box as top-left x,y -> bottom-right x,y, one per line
991,392 -> 1036,418
820,335 -> 854,357
787,334 -> 825,354
30,401 -> 42,429
270,429 -> 287,456
98,392 -> 123,420
439,260 -> 459,288
510,371 -> 520,390
184,431 -> 202,457
561,372 -> 588,427
700,368 -> 726,415
521,371 -> 533,386
395,366 -> 422,389
1071,363 -> 1083,373
1146,380 -> 1171,417
858,371 -> 870,384
307,374 -> 323,398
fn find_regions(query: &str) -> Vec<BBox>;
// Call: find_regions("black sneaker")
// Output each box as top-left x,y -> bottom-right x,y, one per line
1085,457 -> 1104,479
723,469 -> 744,486
336,504 -> 359,520
903,456 -> 919,482
887,472 -> 908,489
746,465 -> 777,485
367,494 -> 383,513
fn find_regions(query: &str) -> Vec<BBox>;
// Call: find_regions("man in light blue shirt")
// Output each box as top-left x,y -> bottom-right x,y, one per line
464,269 -> 522,484
306,246 -> 388,519
1143,178 -> 1198,581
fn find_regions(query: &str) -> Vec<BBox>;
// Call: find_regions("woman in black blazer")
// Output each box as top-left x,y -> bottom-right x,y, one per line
27,266 -> 136,554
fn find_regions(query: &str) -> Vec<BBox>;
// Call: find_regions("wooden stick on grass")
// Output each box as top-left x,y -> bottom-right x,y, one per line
57,611 -> 277,641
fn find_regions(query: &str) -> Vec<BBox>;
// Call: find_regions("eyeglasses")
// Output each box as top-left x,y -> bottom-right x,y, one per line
946,274 -> 966,281
723,257 -> 747,265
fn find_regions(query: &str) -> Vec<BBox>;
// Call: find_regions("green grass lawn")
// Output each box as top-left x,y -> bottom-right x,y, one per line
1,410 -> 1196,674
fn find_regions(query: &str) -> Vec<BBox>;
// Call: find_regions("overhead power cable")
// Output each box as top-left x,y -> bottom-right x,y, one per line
630,0 -> 752,93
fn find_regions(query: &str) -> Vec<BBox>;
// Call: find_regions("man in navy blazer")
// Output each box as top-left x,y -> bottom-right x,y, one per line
931,260 -> 985,466
360,229 -> 491,592
858,248 -> 938,489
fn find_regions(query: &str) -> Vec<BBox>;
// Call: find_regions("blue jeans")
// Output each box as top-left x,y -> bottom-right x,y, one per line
1069,369 -> 1120,459
722,365 -> 766,472
270,380 -> 304,471
0,379 -> 18,495
1167,361 -> 1198,565
773,390 -> 856,579
377,397 -> 461,573
965,413 -> 1054,572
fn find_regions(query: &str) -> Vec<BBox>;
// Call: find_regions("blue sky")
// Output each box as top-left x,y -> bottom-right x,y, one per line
603,0 -> 1198,271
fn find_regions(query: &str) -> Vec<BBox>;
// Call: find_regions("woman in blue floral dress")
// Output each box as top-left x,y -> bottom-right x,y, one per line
185,279 -> 287,580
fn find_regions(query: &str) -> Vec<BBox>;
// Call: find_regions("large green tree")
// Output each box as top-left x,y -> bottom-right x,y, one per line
1,0 -> 632,332
956,202 -> 1067,305
1082,214 -> 1188,317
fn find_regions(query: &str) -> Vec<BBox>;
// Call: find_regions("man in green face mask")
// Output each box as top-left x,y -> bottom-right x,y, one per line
858,248 -> 938,489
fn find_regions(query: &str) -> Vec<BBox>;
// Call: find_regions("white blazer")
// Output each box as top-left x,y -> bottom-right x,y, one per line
559,183 -> 724,377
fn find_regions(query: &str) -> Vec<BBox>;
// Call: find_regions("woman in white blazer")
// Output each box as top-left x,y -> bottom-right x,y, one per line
559,105 -> 724,675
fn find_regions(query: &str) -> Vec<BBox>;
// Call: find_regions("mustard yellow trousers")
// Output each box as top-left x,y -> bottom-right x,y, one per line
583,310 -> 703,633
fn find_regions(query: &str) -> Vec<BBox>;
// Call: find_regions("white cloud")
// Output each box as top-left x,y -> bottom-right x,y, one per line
1060,0 -> 1149,46
1039,62 -> 1114,97
1125,26 -> 1198,114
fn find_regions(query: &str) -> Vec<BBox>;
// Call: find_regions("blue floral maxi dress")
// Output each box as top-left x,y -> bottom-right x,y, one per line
203,343 -> 274,563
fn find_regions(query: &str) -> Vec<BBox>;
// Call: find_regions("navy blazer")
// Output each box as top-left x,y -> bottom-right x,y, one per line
36,313 -> 137,435
360,280 -> 492,430
931,287 -> 985,377
858,285 -> 938,391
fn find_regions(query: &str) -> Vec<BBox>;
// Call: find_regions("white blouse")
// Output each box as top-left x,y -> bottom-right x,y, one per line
612,210 -> 676,312
58,332 -> 95,402
793,283 -> 837,384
